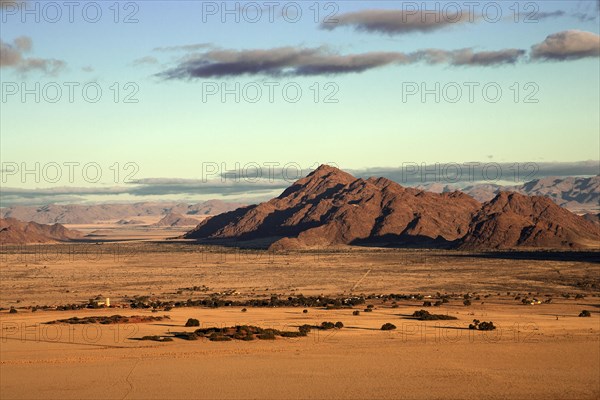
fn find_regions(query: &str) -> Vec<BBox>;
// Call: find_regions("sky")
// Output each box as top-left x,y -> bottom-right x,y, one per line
1,0 -> 599,206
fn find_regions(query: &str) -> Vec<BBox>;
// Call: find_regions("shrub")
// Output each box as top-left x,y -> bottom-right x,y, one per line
9,307 -> 17,314
352,310 -> 360,316
185,318 -> 200,327
320,321 -> 335,330
241,308 -> 247,312
140,335 -> 173,342
174,332 -> 199,340
334,321 -> 344,329
411,310 -> 457,321
210,335 -> 232,341
257,332 -> 276,340
299,325 -> 312,335
463,300 -> 472,306
381,323 -> 396,330
303,309 -> 308,314
367,304 -> 374,309
477,321 -> 496,331
364,308 -> 373,312
469,319 -> 495,330
281,331 -> 303,338
579,310 -> 591,317
423,301 -> 432,307
433,301 -> 443,307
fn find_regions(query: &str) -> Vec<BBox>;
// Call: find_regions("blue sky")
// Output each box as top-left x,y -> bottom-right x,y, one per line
1,1 -> 599,205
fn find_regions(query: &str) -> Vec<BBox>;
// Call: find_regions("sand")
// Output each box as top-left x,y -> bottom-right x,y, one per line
1,232 -> 599,399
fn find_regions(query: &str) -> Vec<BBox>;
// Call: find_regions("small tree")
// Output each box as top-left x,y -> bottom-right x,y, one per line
579,310 -> 591,317
381,323 -> 396,331
185,318 -> 200,327
334,321 -> 344,329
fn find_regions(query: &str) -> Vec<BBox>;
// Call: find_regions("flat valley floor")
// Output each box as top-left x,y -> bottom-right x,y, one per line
1,233 -> 599,399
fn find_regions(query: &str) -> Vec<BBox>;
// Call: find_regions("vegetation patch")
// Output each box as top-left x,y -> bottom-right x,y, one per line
410,310 -> 458,321
45,315 -> 169,325
139,335 -> 173,342
579,310 -> 591,317
468,319 -> 496,330
191,325 -> 312,341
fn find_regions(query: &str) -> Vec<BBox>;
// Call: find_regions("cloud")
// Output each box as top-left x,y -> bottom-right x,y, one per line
81,65 -> 94,72
413,48 -> 525,66
531,30 -> 600,61
157,46 -> 525,79
2,161 -> 597,206
0,36 -> 66,75
572,0 -> 599,21
320,9 -> 474,35
530,10 -> 566,20
132,56 -> 159,66
153,43 -> 212,52
0,180 -> 287,205
348,161 -> 600,185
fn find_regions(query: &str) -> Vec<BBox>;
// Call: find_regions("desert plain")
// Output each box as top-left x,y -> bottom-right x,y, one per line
0,224 -> 599,399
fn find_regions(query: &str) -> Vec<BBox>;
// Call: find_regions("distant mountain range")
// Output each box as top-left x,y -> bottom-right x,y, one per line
184,165 -> 599,250
417,175 -> 600,214
0,200 -> 246,224
152,213 -> 202,227
0,218 -> 82,245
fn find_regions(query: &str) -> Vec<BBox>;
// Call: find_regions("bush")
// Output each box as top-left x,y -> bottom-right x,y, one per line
257,332 -> 276,340
411,310 -> 457,321
423,301 -> 432,307
353,310 -> 360,316
241,308 -> 247,312
579,310 -> 591,317
303,309 -> 308,314
381,323 -> 396,330
9,307 -> 17,314
320,321 -> 335,330
210,335 -> 233,341
140,335 -> 173,342
334,321 -> 344,329
433,301 -> 443,307
299,325 -> 312,335
364,308 -> 373,312
174,332 -> 199,340
469,319 -> 496,330
185,318 -> 200,327
463,300 -> 472,306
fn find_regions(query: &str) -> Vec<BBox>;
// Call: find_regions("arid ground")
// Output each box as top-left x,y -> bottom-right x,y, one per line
1,226 -> 599,399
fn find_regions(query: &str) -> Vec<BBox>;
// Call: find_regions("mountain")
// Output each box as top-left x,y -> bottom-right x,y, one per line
416,176 -> 599,213
513,176 -> 599,213
459,192 -> 599,250
184,165 -> 481,249
0,200 -> 246,224
184,166 -> 599,250
0,218 -> 83,245
152,213 -> 202,227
